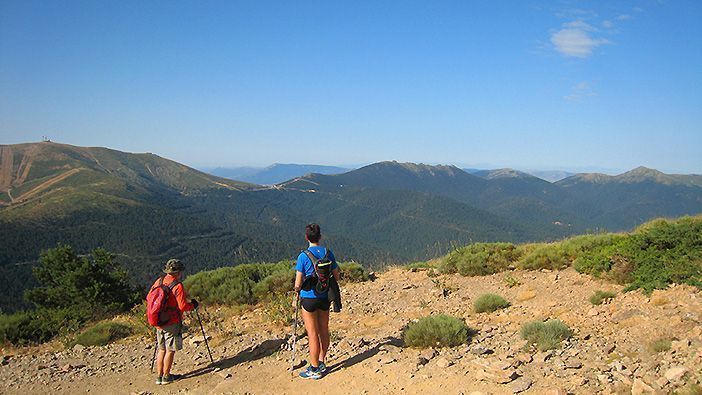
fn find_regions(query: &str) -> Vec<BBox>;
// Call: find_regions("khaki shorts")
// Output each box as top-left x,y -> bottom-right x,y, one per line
157,323 -> 183,351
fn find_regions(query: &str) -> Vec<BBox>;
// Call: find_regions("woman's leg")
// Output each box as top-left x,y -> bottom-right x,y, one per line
301,306 -> 320,367
316,309 -> 330,363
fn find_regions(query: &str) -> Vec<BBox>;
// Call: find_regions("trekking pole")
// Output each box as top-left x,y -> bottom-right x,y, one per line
150,330 -> 158,373
290,292 -> 300,377
195,307 -> 215,364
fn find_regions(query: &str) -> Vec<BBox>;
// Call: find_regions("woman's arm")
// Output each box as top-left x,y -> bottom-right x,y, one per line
332,267 -> 341,281
294,271 -> 304,292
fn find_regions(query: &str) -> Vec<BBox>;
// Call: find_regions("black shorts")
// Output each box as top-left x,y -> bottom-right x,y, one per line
301,297 -> 331,312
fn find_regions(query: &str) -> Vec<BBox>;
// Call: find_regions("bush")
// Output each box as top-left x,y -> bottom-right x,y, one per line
589,290 -> 616,305
649,338 -> 672,353
0,308 -> 84,346
72,321 -> 133,347
339,262 -> 368,283
503,274 -> 520,288
520,319 -> 572,351
185,261 -> 291,305
25,245 -> 140,317
403,314 -> 471,348
474,293 -> 511,313
1,245 -> 139,346
518,244 -> 569,270
440,243 -> 521,276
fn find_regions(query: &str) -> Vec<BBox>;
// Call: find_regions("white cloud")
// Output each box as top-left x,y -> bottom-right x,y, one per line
551,20 -> 609,58
602,20 -> 614,29
564,81 -> 597,101
616,14 -> 632,21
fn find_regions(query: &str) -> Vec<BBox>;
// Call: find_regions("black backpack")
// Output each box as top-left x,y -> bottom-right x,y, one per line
303,249 -> 333,293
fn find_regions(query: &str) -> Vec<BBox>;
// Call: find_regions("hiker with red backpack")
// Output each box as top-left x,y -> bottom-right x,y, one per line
294,223 -> 341,380
146,259 -> 198,385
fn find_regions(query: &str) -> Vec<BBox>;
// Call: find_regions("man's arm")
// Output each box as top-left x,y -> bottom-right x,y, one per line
174,284 -> 194,312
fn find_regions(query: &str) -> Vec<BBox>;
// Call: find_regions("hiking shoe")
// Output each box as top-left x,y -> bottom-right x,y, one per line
155,376 -> 162,385
299,366 -> 322,380
318,362 -> 327,373
161,374 -> 182,385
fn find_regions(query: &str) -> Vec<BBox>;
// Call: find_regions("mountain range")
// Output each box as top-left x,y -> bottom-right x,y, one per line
206,164 -> 349,185
1,141 -> 701,312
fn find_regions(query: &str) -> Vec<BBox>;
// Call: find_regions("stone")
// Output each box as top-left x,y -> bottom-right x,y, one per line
189,335 -> 212,346
631,378 -> 655,395
564,359 -> 582,369
663,366 -> 688,382
516,290 -> 537,302
516,353 -> 533,364
378,356 -> 396,365
473,359 -> 519,384
542,389 -> 567,395
511,377 -> 532,393
435,357 -> 453,368
72,344 -> 85,352
534,350 -> 554,363
418,348 -> 437,361
470,345 -> 492,355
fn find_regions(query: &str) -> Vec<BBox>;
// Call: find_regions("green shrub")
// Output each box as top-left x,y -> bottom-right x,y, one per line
589,290 -> 616,305
0,245 -> 139,346
649,338 -> 672,353
474,293 -> 511,313
518,244 -> 569,270
0,308 -> 85,346
520,319 -> 572,351
440,243 -> 521,276
185,261 -> 291,305
404,261 -> 432,271
503,274 -> 520,288
72,321 -> 133,347
339,262 -> 368,283
403,314 -> 471,348
25,245 -> 140,317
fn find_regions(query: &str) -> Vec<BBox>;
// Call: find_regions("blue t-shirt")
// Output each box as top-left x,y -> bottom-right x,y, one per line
296,246 -> 338,299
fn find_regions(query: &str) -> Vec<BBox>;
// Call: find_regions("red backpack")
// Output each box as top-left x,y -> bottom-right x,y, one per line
146,277 -> 180,327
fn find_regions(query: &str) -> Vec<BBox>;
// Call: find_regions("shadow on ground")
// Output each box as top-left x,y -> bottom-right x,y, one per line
183,338 -> 287,379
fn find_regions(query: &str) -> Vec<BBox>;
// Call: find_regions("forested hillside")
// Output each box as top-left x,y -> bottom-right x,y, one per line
1,143 -> 701,313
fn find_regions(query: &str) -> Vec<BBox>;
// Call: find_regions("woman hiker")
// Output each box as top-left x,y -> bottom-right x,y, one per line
294,223 -> 341,379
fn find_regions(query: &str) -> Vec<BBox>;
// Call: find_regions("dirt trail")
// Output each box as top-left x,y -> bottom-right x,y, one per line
13,168 -> 83,202
1,268 -> 701,395
0,146 -> 13,191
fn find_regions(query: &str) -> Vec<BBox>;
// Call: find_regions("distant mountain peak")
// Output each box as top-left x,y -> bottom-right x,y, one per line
368,161 -> 463,176
473,168 -> 535,180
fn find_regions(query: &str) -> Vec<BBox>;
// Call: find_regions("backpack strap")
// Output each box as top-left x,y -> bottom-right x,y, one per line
303,249 -> 320,278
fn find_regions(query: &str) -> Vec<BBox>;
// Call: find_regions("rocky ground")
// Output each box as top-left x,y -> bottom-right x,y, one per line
1,267 -> 701,394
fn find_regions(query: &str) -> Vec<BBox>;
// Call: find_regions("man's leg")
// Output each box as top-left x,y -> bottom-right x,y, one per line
163,350 -> 176,376
317,309 -> 330,363
156,349 -> 166,376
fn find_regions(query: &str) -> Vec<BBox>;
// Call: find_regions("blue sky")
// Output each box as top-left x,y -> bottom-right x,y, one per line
1,1 -> 700,173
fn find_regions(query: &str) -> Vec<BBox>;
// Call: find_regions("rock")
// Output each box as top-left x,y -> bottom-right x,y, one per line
378,355 -> 396,365
564,359 -> 582,369
1,355 -> 9,366
542,390 -> 567,395
72,344 -> 86,352
470,345 -> 492,355
473,359 -> 519,384
663,366 -> 688,382
435,357 -> 453,368
516,290 -> 536,302
511,377 -> 532,393
631,378 -> 655,394
418,348 -> 437,361
611,309 -> 643,323
59,364 -> 73,373
603,344 -> 616,354
516,353 -> 533,364
190,335 -> 212,346
534,350 -> 554,363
